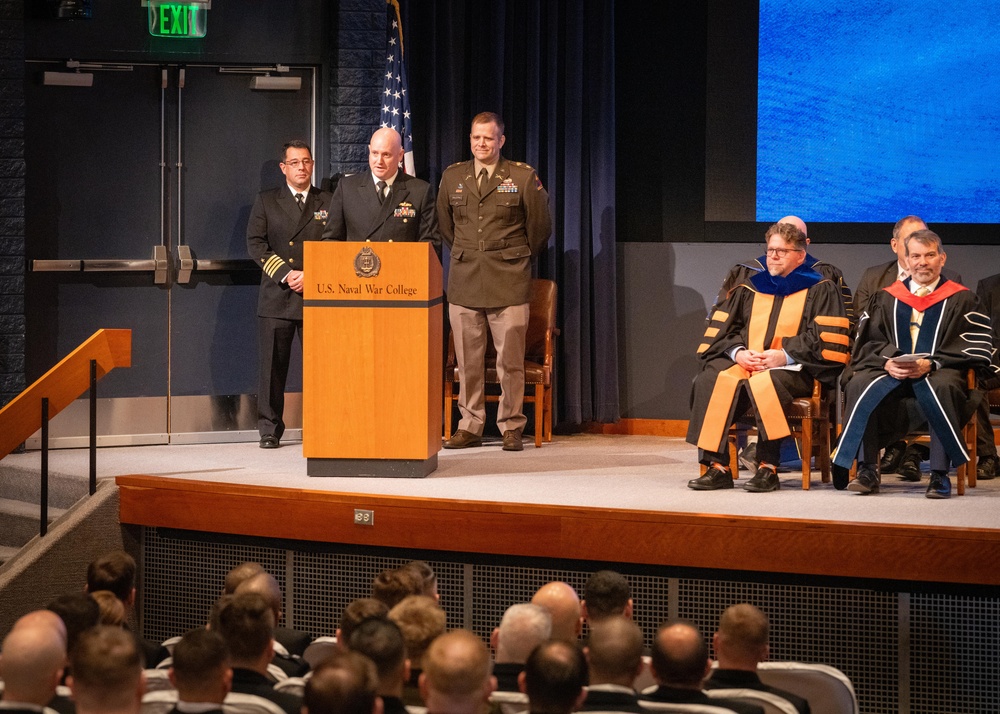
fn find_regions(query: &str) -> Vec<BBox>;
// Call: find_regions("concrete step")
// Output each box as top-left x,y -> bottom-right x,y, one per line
0,465 -> 90,510
0,497 -> 68,548
0,544 -> 19,566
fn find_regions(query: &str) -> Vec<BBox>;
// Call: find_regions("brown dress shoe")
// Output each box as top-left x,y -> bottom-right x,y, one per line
443,429 -> 483,449
502,429 -> 524,451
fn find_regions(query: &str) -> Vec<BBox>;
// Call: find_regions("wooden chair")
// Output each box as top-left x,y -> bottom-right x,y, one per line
702,378 -> 833,489
444,279 -> 558,448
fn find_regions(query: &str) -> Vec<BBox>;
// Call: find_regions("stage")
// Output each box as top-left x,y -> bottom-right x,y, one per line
12,433 -> 1000,587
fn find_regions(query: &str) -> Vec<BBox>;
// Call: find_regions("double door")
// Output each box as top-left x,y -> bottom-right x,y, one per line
24,62 -> 318,446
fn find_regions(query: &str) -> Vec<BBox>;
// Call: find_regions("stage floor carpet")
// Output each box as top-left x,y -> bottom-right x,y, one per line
9,434 -> 1000,585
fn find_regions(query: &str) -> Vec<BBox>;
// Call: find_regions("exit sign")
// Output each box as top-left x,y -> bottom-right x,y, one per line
148,2 -> 208,38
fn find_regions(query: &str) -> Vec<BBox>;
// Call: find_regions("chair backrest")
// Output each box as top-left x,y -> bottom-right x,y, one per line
639,701 -> 738,714
265,663 -> 288,682
705,688 -> 798,714
223,692 -> 288,714
141,689 -> 179,714
274,676 -> 307,698
447,278 -> 557,365
143,668 -> 177,693
489,689 -> 529,714
302,636 -> 339,669
757,662 -> 858,714
160,635 -> 182,655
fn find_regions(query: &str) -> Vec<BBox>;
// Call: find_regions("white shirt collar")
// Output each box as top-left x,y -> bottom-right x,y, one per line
373,170 -> 398,188
287,184 -> 309,198
585,683 -> 637,694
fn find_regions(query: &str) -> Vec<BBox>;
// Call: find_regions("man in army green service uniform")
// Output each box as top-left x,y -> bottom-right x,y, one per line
437,112 -> 552,452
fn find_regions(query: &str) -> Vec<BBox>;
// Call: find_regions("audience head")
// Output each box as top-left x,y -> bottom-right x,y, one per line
764,221 -> 808,278
68,626 -> 145,714
304,651 -> 382,714
891,214 -> 927,264
582,570 -> 633,623
47,592 -> 100,655
408,560 -> 439,600
777,215 -> 808,239
12,609 -> 68,645
208,593 -> 234,632
585,616 -> 644,686
530,582 -> 582,642
419,630 -> 495,714
519,640 -> 588,714
85,550 -> 137,607
904,228 -> 947,285
713,604 -> 770,671
168,627 -> 232,704
91,589 -> 127,627
216,592 -> 275,670
339,598 -> 391,647
491,603 -> 552,664
224,561 -> 266,594
348,617 -> 409,695
372,566 -> 424,608
234,570 -> 284,624
0,618 -> 67,705
650,621 -> 710,690
387,595 -> 446,668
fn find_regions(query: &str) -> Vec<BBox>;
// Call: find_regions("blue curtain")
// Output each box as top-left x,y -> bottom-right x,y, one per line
404,0 -> 619,425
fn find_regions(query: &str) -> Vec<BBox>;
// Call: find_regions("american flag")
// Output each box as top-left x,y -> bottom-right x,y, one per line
381,0 -> 414,175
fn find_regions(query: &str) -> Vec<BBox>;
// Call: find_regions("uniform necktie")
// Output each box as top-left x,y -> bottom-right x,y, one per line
376,180 -> 387,204
295,192 -> 304,212
478,168 -> 489,195
910,285 -> 931,348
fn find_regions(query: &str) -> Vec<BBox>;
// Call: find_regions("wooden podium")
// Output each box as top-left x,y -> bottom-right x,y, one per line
303,241 -> 443,477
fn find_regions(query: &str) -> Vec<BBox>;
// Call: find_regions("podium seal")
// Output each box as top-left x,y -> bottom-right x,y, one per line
354,244 -> 381,278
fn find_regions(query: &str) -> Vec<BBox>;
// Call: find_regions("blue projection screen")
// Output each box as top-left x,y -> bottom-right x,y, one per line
757,2 -> 1000,224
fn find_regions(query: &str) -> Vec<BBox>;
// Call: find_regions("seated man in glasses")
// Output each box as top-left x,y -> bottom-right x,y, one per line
687,221 -> 851,492
832,229 -> 997,499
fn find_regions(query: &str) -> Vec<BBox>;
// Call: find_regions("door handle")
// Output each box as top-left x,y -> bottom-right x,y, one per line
32,246 -> 171,284
175,245 -> 257,284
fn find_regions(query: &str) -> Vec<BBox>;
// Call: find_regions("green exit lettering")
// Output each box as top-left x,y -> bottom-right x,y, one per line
149,2 -> 207,39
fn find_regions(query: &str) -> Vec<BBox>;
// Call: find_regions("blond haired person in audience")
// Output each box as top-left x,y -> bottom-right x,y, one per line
67,626 -> 145,714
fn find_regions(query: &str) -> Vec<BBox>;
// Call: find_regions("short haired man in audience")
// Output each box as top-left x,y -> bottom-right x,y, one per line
530,582 -> 582,643
419,630 -> 496,714
580,617 -> 645,713
67,626 -> 146,714
519,640 -> 588,714
303,651 -> 382,714
348,617 -> 410,714
235,570 -> 311,665
688,221 -> 851,492
582,570 -> 633,625
643,622 -> 763,714
223,561 -> 266,594
339,598 -> 391,648
216,592 -> 302,714
851,216 -> 964,480
705,605 -> 810,714
47,592 -> 100,656
0,615 -> 67,714
387,595 -> 447,705
85,550 -> 166,666
833,229 -> 997,498
168,628 -> 232,714
490,603 -> 552,691
372,566 -> 425,608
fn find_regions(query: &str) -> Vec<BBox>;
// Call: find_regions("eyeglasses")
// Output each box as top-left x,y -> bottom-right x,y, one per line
283,159 -> 314,169
765,247 -> 805,258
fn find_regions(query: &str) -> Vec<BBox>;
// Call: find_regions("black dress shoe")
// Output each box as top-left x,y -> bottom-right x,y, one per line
744,465 -> 780,492
977,454 -> 999,480
897,445 -> 925,482
848,463 -> 880,494
502,428 -> 524,451
443,429 -> 483,449
688,467 -> 734,491
832,464 -> 850,490
879,441 -> 907,474
259,435 -> 280,449
926,471 -> 951,499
